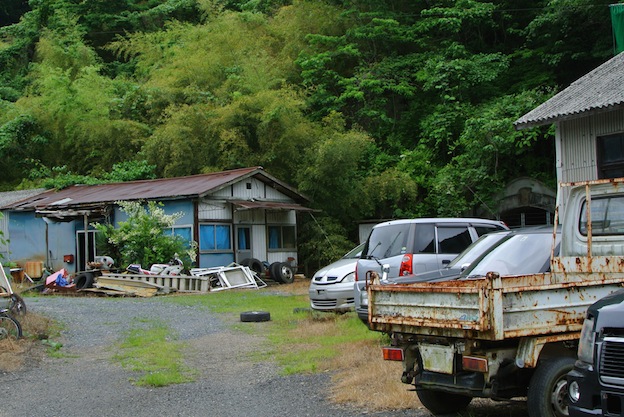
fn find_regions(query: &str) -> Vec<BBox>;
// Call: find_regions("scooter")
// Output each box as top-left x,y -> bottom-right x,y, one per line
126,255 -> 184,276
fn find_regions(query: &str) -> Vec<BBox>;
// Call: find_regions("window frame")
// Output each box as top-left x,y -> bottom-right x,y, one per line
579,195 -> 624,236
198,223 -> 233,253
597,132 -> 624,179
267,224 -> 297,251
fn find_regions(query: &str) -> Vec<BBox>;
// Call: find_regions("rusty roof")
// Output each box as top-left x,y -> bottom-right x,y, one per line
4,166 -> 309,211
514,52 -> 624,129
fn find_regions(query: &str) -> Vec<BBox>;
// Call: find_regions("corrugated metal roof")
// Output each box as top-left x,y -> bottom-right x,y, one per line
3,167 -> 309,211
0,189 -> 46,209
514,52 -> 624,129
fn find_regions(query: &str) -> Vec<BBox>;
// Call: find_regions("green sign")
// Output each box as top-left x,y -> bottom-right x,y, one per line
612,3 -> 624,54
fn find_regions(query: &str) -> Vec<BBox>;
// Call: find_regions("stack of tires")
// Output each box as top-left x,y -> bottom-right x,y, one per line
240,258 -> 295,284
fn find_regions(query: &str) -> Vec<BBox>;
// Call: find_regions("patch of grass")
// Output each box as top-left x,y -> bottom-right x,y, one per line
113,319 -> 196,387
163,279 -> 418,412
164,280 -> 386,375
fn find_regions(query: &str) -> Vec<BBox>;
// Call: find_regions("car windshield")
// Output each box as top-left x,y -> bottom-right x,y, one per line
463,232 -> 556,278
447,231 -> 511,270
343,243 -> 365,259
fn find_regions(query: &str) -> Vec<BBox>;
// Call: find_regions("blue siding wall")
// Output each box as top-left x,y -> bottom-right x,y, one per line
8,212 -> 79,273
199,252 -> 235,268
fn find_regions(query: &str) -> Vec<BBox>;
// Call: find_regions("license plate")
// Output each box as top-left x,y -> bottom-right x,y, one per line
317,289 -> 325,294
419,343 -> 455,374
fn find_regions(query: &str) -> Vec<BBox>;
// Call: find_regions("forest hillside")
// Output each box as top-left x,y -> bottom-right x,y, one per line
0,0 -> 617,266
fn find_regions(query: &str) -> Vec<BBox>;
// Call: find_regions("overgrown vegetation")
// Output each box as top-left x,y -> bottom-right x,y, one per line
114,319 -> 195,387
92,200 -> 197,269
165,281 -> 386,376
0,0 -> 616,268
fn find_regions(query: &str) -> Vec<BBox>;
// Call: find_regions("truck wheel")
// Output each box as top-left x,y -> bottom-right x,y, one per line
416,389 -> 472,414
275,262 -> 294,284
527,356 -> 575,417
74,272 -> 94,289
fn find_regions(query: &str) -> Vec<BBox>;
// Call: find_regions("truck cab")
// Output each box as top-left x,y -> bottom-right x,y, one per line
568,289 -> 624,417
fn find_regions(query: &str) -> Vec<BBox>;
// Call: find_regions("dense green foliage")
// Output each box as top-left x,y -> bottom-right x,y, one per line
92,201 -> 195,268
0,0 -> 615,269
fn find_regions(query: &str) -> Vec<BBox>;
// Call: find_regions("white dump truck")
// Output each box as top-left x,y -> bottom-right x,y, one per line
367,178 -> 624,417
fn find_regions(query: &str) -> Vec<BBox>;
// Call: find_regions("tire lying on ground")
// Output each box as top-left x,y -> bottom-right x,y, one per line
74,272 -> 95,289
240,311 -> 271,322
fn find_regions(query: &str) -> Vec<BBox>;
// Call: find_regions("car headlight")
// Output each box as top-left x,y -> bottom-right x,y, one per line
577,316 -> 595,364
340,272 -> 355,283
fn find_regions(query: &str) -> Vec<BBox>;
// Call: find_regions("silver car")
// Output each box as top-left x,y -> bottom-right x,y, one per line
355,218 -> 508,322
309,243 -> 364,312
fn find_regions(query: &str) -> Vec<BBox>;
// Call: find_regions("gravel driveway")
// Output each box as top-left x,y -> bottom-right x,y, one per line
0,296 -> 527,417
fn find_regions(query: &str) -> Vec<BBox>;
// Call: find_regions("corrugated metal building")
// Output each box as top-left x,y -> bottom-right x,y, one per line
0,167 -> 313,274
515,52 -> 624,209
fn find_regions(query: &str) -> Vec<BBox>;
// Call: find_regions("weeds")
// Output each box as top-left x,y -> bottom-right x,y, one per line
113,319 -> 196,387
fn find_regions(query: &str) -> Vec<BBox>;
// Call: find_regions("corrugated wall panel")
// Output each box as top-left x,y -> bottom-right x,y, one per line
558,108 -> 624,184
251,224 -> 266,260
266,251 -> 297,266
0,212 -> 8,259
198,200 -> 230,220
233,208 -> 264,224
266,211 -> 294,224
232,178 -> 265,199
559,116 -> 596,183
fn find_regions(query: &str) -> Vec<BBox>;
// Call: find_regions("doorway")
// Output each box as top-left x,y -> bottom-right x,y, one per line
235,226 -> 252,262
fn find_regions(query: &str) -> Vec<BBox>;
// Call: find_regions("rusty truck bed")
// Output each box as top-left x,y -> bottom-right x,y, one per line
368,264 -> 624,340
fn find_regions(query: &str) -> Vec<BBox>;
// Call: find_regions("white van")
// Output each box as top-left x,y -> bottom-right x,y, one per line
354,218 -> 508,322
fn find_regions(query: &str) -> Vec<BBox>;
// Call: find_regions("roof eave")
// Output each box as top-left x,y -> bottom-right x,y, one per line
514,103 -> 624,130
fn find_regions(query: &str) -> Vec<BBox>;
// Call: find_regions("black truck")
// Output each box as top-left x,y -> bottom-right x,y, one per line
568,289 -> 624,417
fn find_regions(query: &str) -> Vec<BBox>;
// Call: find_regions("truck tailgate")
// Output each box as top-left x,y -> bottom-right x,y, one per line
368,270 -> 624,340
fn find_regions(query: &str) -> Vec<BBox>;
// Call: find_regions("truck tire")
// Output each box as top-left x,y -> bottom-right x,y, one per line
240,311 -> 271,322
240,258 -> 264,276
416,389 -> 472,415
74,272 -> 94,289
527,356 -> 575,417
275,262 -> 294,284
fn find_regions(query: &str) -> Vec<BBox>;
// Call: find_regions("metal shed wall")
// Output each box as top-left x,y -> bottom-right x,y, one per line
558,108 -> 624,184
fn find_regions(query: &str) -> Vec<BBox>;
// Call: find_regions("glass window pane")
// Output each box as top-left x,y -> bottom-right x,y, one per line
199,225 -> 215,250
366,224 -> 410,258
238,228 -> 250,250
437,227 -> 472,254
282,226 -> 296,249
268,226 -> 280,249
413,224 -> 435,254
580,196 -> 624,235
215,225 -> 231,250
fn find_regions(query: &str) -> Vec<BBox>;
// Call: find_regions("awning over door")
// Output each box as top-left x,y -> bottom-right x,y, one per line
230,200 -> 317,212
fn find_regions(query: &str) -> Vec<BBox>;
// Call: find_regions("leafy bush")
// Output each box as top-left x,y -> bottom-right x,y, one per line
93,201 -> 196,268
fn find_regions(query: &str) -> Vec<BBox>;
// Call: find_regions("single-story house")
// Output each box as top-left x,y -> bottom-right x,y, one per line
515,51 -> 624,209
1,166 -> 314,274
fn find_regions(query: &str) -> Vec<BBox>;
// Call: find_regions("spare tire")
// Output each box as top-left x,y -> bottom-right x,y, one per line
74,272 -> 94,289
240,258 -> 264,276
268,262 -> 282,281
240,311 -> 271,322
275,262 -> 294,284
